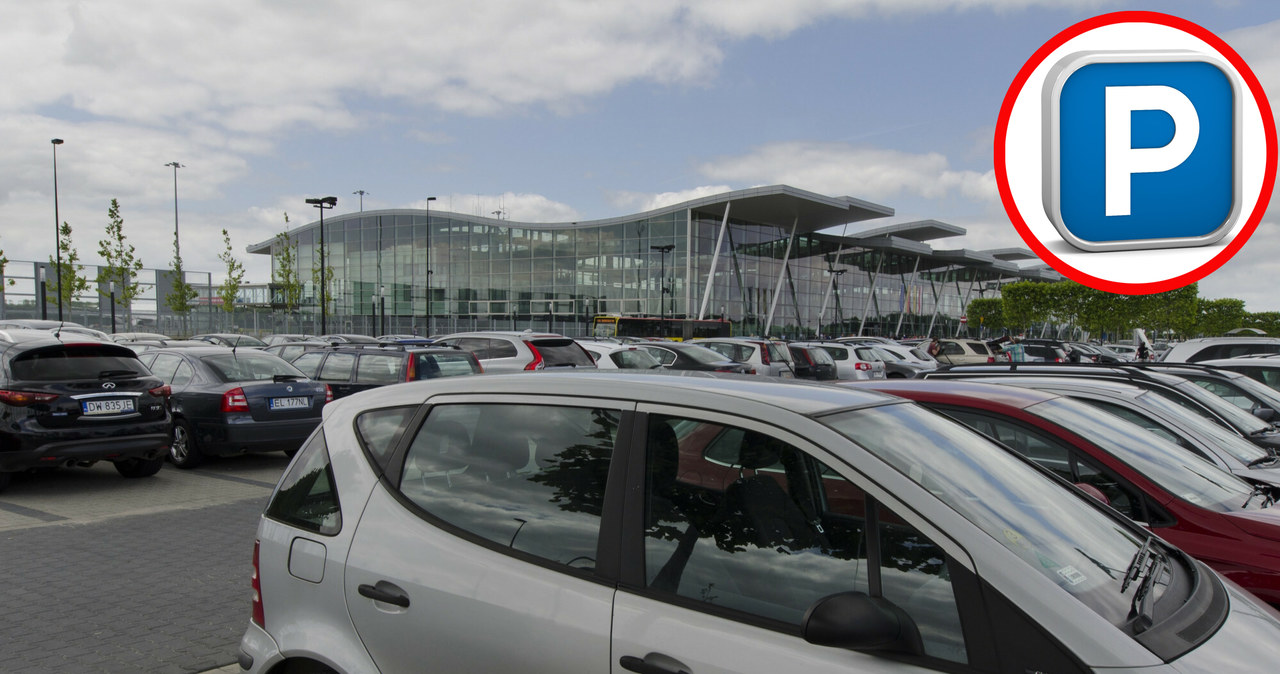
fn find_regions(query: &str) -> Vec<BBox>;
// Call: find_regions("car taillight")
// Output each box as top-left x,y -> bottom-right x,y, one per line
221,387 -> 250,412
987,356 -> 996,363
251,540 -> 265,629
324,385 -> 333,403
523,343 -> 545,371
472,355 -> 485,374
148,385 -> 171,398
0,390 -> 59,406
406,356 -> 417,382
855,362 -> 872,371
760,347 -> 770,365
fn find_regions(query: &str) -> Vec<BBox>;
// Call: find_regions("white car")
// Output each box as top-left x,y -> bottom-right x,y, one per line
239,373 -> 1280,674
576,341 -> 663,369
791,341 -> 884,380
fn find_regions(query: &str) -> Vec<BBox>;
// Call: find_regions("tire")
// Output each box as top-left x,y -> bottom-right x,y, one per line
114,456 -> 165,478
169,418 -> 205,469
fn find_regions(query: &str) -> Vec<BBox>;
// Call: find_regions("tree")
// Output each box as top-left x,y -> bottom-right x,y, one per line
272,213 -> 305,330
965,297 -> 1005,335
0,235 -> 12,287
163,230 -> 199,334
1196,297 -> 1246,337
96,199 -> 145,327
217,229 -> 245,317
47,221 -> 91,314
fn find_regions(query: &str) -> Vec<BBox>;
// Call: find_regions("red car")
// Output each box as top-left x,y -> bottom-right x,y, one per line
845,378 -> 1280,608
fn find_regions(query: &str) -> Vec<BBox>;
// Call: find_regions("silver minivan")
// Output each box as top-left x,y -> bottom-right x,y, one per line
239,373 -> 1280,674
692,337 -> 796,377
433,330 -> 596,372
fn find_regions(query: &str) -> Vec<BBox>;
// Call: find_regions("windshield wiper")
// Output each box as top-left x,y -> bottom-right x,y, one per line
1121,535 -> 1154,594
1242,483 -> 1277,509
1129,548 -> 1168,634
1246,454 -> 1279,468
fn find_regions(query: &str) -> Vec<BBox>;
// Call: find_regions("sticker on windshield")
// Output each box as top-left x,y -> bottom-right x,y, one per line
1057,566 -> 1087,586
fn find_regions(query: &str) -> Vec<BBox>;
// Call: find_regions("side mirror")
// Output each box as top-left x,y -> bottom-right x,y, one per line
802,592 -> 923,656
1252,406 -> 1276,422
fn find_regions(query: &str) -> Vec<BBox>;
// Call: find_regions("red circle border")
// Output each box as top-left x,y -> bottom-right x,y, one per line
994,11 -> 1278,294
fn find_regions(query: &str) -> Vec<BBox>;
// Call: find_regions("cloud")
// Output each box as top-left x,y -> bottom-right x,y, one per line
696,141 -> 999,205
419,192 -> 580,223
605,185 -> 736,213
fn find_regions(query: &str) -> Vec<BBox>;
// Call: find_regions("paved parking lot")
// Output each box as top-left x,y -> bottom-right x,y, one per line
0,454 -> 291,673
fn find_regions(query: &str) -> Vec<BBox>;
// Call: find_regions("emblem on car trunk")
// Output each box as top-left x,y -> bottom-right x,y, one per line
102,382 -> 116,389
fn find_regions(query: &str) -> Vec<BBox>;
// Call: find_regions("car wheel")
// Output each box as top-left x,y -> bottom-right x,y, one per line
114,456 -> 165,478
169,418 -> 205,469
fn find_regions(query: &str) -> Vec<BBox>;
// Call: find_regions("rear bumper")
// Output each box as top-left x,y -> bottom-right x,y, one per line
0,429 -> 171,472
195,416 -> 322,456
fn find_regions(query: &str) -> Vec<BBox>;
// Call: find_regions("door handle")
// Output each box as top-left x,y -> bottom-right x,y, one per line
357,580 -> 410,608
619,654 -> 691,674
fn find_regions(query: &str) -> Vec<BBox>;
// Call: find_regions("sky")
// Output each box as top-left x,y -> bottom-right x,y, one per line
3,0 -> 1279,310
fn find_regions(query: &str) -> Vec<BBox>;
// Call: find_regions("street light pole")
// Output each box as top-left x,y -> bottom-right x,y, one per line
38,267 -> 47,320
305,196 -> 338,334
109,281 -> 117,334
424,196 -> 436,334
164,162 -> 184,259
51,138 -> 64,322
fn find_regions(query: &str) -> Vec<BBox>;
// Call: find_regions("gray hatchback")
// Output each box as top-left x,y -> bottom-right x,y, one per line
240,373 -> 1280,674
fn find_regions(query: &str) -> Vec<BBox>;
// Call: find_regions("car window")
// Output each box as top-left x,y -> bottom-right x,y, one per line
610,349 -> 660,369
939,342 -> 963,356
414,352 -> 481,378
291,352 -> 324,378
171,360 -> 195,387
529,339 -> 595,367
10,344 -> 150,380
317,352 -> 357,382
149,354 -> 183,383
202,352 -> 309,382
819,345 -> 848,361
398,403 -> 620,571
356,353 -> 404,385
644,414 -> 966,663
1186,377 -> 1253,410
640,346 -> 677,366
488,339 -> 519,359
355,406 -> 418,468
264,430 -> 341,536
765,341 -> 790,363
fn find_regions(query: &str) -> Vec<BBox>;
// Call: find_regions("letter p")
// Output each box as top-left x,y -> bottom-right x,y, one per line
1105,85 -> 1200,216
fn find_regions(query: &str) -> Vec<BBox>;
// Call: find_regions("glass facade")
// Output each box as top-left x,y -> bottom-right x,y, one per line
249,189 -> 1050,338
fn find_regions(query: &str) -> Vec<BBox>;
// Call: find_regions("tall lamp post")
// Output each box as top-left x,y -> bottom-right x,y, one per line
651,244 -> 674,323
164,162 -> 184,258
109,281 -> 117,334
51,138 -> 64,321
38,267 -> 47,320
423,196 -> 436,334
305,196 -> 338,334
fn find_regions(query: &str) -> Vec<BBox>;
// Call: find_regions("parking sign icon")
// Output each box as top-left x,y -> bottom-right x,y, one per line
995,12 -> 1276,294
1045,51 -> 1239,251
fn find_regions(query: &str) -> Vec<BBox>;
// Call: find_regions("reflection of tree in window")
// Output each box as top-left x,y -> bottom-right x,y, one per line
527,408 -> 619,517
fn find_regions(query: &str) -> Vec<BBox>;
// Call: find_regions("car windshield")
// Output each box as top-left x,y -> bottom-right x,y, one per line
1163,378 -> 1271,434
680,344 -> 735,365
201,352 -> 307,382
1029,398 -> 1258,512
1129,390 -> 1272,465
818,402 -> 1158,628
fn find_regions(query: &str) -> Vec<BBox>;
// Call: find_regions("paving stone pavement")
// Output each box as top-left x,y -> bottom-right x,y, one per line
0,458 -> 287,674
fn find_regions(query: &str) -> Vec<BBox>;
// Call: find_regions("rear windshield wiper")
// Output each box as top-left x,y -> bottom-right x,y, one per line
99,369 -> 141,379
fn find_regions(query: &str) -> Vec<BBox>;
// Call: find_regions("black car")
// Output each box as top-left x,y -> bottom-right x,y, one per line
288,344 -> 483,400
634,341 -> 755,373
136,347 -> 329,468
262,341 -> 328,363
788,344 -> 838,380
0,330 -> 172,492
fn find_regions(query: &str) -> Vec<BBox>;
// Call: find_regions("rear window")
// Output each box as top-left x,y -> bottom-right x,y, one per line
819,346 -> 848,361
968,341 -> 992,355
414,352 -> 481,378
201,352 -> 308,382
529,339 -> 595,367
10,345 -> 150,381
765,341 -> 791,363
356,353 -> 405,385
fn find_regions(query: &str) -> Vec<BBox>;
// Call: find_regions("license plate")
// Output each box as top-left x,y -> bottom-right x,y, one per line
270,397 -> 310,410
82,399 -> 136,415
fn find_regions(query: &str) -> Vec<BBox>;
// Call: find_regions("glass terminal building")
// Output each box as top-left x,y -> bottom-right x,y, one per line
247,185 -> 1058,338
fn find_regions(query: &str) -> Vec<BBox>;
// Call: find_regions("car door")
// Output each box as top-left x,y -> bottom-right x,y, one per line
612,408 -> 979,674
344,396 -> 633,673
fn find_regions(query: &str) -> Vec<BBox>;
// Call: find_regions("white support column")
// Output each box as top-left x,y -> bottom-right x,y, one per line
856,251 -> 884,336
697,203 -> 731,320
763,217 -> 798,336
955,274 -> 977,337
684,208 -> 693,319
894,255 -> 922,337
816,244 -> 845,335
925,274 -> 943,337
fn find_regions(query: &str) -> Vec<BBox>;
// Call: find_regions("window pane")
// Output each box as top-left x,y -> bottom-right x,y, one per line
318,352 -> 356,381
642,415 -> 965,662
399,404 -> 619,571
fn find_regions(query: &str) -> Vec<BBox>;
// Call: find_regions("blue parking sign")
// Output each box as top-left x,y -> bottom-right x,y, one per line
1045,53 -> 1238,251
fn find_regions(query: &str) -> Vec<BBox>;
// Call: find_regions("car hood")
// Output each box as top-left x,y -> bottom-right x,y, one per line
1168,579 -> 1280,673
1222,508 -> 1280,543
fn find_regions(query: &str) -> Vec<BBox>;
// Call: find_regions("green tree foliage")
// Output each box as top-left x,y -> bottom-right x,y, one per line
0,235 -> 12,287
96,199 -> 145,325
1197,297 -> 1247,337
272,213 -> 304,318
164,231 -> 199,320
1245,311 -> 1280,336
217,229 -> 245,314
999,281 -> 1056,332
47,221 -> 91,310
965,297 -> 1005,334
